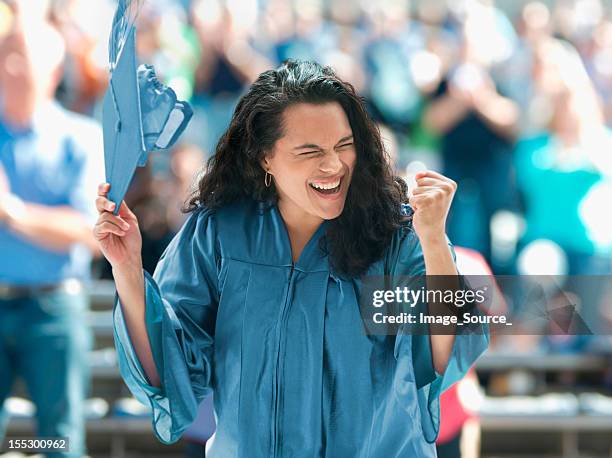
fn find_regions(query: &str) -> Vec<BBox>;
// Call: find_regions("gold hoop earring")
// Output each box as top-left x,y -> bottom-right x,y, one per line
264,171 -> 272,188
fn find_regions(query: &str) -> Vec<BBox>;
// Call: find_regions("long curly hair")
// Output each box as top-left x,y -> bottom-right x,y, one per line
185,59 -> 409,278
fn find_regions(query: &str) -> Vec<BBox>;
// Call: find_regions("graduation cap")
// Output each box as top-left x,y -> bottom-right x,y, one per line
103,4 -> 192,215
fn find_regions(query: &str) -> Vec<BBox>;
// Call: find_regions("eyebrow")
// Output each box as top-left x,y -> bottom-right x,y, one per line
293,135 -> 354,150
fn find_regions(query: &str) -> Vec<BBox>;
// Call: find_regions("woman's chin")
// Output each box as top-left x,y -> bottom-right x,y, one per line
307,185 -> 348,219
314,200 -> 346,220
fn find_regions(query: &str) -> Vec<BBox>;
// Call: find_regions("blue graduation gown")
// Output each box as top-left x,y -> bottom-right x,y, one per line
113,198 -> 489,457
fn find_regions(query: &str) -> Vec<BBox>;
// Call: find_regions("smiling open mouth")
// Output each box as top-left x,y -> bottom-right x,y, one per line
309,177 -> 342,195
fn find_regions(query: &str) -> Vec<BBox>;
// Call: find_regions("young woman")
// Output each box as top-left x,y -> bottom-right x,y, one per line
94,60 -> 488,457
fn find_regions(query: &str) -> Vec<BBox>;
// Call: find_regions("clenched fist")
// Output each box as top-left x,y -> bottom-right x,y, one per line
408,170 -> 456,243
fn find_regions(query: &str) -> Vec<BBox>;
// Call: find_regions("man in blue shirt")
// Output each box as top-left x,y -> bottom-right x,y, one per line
0,10 -> 103,457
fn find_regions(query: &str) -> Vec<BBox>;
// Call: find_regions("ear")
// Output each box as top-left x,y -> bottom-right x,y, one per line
260,156 -> 271,173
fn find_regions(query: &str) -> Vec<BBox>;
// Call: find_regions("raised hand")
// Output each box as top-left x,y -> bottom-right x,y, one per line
93,183 -> 143,270
408,170 -> 456,243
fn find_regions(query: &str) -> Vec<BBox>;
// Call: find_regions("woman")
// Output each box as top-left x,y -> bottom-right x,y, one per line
94,60 -> 488,457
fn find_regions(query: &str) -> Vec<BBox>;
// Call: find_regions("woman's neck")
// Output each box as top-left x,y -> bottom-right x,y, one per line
277,199 -> 324,263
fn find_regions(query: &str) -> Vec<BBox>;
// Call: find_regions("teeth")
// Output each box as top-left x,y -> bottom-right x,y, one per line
310,179 -> 341,190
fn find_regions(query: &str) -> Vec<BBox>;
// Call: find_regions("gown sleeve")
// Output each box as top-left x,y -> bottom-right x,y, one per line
112,207 -> 219,444
389,223 -> 490,444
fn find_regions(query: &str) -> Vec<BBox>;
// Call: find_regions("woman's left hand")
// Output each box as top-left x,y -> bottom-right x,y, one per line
408,170 -> 457,243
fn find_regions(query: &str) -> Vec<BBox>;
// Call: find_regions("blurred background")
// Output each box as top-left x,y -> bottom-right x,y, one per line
0,0 -> 612,457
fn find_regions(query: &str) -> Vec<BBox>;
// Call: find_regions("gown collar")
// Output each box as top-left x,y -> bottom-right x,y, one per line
269,202 -> 330,273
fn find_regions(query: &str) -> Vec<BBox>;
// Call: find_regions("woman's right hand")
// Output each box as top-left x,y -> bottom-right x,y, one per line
95,184 -> 159,388
93,183 -> 143,271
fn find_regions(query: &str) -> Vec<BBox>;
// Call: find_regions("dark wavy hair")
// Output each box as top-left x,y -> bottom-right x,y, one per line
185,59 -> 409,278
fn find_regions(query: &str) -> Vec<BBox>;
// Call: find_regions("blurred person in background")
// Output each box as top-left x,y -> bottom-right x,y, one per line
265,0 -> 332,64
515,39 -> 612,272
435,245 -> 507,458
581,18 -> 612,126
49,0 -> 115,115
123,143 -> 206,276
402,23 -> 450,170
424,0 -> 520,273
322,0 -> 367,87
166,143 -> 206,232
122,164 -> 176,278
0,3 -> 103,455
504,1 -> 555,135
436,369 -> 482,458
94,143 -> 206,279
189,0 -> 271,152
134,1 -> 199,103
552,0 -> 604,57
514,39 -> 612,351
362,0 -> 425,132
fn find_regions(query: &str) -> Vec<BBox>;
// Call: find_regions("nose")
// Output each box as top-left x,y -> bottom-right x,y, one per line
318,150 -> 343,175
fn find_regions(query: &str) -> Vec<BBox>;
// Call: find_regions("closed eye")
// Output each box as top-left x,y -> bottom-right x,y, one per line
298,143 -> 352,155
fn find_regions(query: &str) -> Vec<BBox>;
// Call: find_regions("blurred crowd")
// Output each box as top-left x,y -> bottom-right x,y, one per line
1,0 -> 612,456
